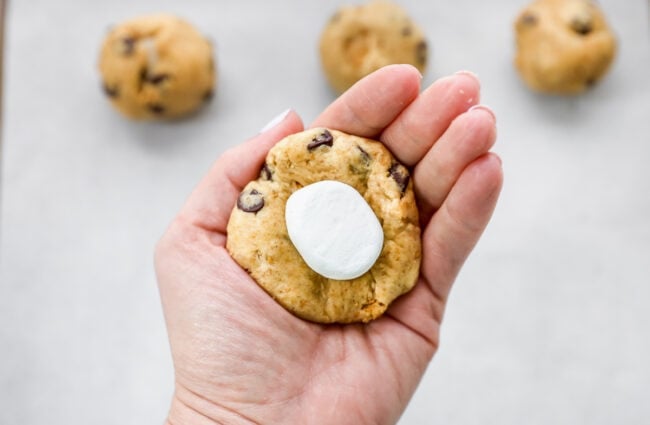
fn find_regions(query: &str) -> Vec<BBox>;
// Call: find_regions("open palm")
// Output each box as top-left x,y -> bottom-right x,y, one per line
155,65 -> 502,425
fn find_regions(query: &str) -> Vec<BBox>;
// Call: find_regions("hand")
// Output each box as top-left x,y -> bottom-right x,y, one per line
155,65 -> 502,425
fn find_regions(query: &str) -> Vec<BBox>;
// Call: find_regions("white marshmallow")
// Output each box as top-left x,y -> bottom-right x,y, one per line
285,180 -> 384,280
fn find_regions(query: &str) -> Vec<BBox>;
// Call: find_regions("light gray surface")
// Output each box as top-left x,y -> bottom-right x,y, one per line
1,0 -> 649,424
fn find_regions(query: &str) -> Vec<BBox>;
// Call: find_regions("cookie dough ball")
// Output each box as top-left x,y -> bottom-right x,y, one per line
98,14 -> 215,120
514,0 -> 616,94
319,1 -> 428,94
226,128 -> 422,324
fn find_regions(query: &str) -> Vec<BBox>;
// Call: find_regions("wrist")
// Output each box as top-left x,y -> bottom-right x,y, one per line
166,397 -> 219,425
166,384 -> 259,425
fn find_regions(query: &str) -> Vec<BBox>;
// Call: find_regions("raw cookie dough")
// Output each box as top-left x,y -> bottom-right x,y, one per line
514,0 -> 616,94
319,1 -> 428,94
226,128 -> 421,324
98,14 -> 215,120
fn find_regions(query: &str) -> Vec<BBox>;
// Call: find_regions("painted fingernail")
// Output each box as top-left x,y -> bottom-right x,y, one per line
455,69 -> 479,80
493,153 -> 503,166
396,63 -> 423,79
468,104 -> 496,123
455,70 -> 481,90
259,108 -> 292,133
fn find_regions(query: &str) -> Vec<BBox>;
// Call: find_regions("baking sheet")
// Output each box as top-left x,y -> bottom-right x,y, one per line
1,0 -> 649,423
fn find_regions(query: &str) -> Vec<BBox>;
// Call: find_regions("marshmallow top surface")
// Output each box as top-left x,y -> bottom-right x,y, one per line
285,180 -> 384,280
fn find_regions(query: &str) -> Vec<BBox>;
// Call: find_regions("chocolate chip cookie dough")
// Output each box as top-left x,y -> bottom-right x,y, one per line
319,1 -> 428,94
514,0 -> 617,94
226,128 -> 421,324
98,14 -> 215,120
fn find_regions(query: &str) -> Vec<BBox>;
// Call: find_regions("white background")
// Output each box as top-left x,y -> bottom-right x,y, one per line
1,1 -> 649,423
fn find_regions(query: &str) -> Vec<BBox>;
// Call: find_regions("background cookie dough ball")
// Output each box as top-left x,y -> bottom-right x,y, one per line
98,14 -> 215,120
514,0 -> 616,94
319,0 -> 428,94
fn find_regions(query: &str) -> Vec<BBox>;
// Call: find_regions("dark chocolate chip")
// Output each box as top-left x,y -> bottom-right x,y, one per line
307,129 -> 334,151
520,13 -> 538,26
260,163 -> 273,181
237,189 -> 264,213
102,83 -> 119,98
147,103 -> 166,115
146,73 -> 170,85
122,37 -> 136,56
202,89 -> 214,102
570,17 -> 593,35
416,40 -> 427,66
586,77 -> 597,88
357,145 -> 371,163
388,162 -> 410,195
137,67 -> 147,91
402,26 -> 412,37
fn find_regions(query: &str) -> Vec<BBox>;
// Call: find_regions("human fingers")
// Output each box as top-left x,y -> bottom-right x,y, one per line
380,72 -> 481,166
311,64 -> 421,138
413,105 -> 497,220
180,110 -> 304,236
421,153 -> 503,302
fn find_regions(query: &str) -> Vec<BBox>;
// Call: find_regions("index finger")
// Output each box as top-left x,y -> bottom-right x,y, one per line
380,72 -> 481,166
311,64 -> 422,138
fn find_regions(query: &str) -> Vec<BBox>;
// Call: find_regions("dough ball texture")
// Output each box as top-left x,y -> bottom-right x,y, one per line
319,1 -> 428,94
98,14 -> 215,120
514,0 -> 616,94
226,128 -> 422,324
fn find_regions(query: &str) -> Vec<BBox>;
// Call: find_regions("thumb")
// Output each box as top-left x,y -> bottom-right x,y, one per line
181,109 -> 304,235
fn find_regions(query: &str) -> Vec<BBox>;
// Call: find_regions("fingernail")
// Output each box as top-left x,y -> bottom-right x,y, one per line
395,63 -> 422,79
455,69 -> 479,80
468,104 -> 496,123
494,154 -> 503,166
455,70 -> 481,89
259,108 -> 292,133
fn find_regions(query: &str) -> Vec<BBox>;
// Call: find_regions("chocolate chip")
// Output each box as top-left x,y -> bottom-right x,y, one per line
357,146 -> 371,163
402,26 -> 412,37
202,89 -> 214,102
330,12 -> 341,23
146,73 -> 170,85
122,37 -> 136,56
260,163 -> 272,181
147,103 -> 165,115
237,189 -> 264,213
570,17 -> 593,35
307,129 -> 334,151
137,67 -> 148,91
388,162 -> 410,195
520,13 -> 538,26
102,83 -> 119,98
416,40 -> 427,66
